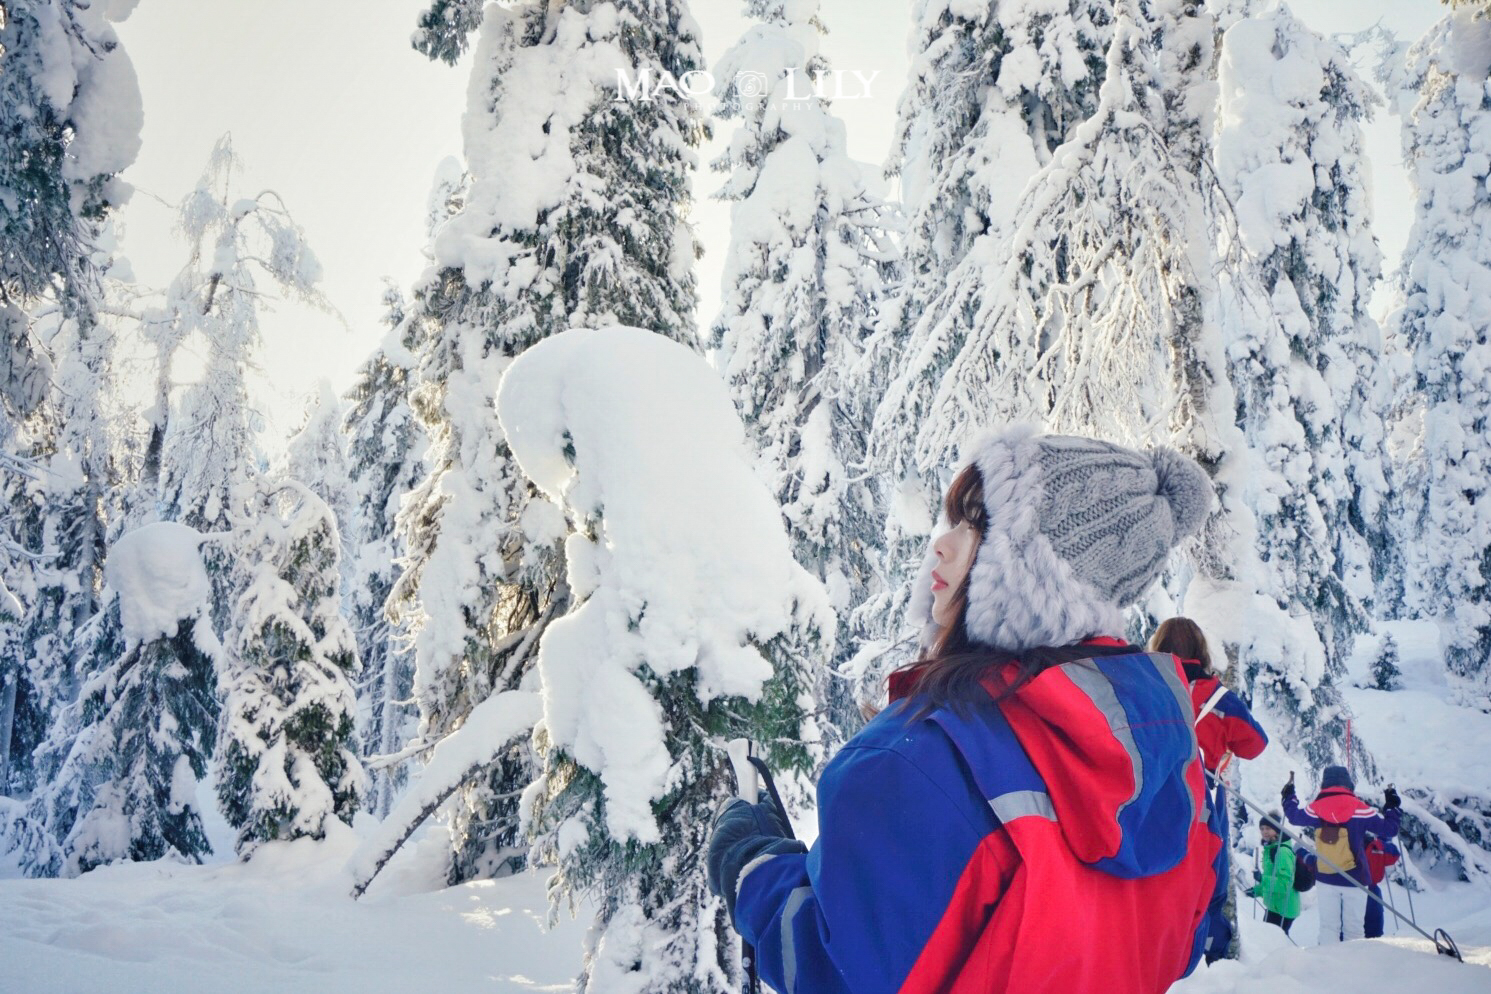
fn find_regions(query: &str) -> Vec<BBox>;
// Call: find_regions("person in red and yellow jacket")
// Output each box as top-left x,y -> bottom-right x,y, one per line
707,427 -> 1221,993
1147,617 -> 1268,963
1283,766 -> 1401,945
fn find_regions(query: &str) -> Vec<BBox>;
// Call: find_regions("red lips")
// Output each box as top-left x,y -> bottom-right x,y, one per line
930,570 -> 947,592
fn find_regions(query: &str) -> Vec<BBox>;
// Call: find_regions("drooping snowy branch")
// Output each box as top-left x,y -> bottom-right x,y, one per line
498,325 -> 830,993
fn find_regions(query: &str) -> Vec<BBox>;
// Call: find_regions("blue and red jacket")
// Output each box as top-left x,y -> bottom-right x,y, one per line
733,640 -> 1220,993
1284,787 -> 1400,888
1183,665 -> 1267,773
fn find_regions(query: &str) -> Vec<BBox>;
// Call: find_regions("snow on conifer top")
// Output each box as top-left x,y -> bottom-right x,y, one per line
433,1 -> 704,289
103,522 -> 212,648
496,325 -> 831,842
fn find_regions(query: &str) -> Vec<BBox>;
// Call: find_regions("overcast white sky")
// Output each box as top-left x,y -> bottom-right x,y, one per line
111,0 -> 1445,444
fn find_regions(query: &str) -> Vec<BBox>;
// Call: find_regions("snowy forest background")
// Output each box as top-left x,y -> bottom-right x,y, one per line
3,0 -> 1491,990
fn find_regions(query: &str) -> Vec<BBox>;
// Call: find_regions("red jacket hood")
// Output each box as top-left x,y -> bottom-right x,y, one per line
1307,787 -> 1379,825
985,642 -> 1207,878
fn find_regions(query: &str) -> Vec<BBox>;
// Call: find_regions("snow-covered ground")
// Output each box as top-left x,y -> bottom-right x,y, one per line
3,820 -> 1487,993
3,621 -> 1488,993
0,820 -> 595,994
1175,884 -> 1491,993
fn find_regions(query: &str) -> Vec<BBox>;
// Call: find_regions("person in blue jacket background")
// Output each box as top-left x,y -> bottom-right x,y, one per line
706,426 -> 1223,993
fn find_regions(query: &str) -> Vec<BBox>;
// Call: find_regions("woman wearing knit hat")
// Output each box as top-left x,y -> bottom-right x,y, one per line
707,425 -> 1222,993
1283,766 -> 1402,945
1148,617 -> 1268,963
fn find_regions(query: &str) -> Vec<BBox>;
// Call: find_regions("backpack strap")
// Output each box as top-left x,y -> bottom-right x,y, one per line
1194,683 -> 1227,726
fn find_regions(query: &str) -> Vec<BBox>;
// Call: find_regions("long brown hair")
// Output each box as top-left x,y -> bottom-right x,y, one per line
1148,617 -> 1213,675
887,464 -> 1133,721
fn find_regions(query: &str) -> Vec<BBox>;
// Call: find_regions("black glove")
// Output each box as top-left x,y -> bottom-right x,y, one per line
1253,868 -> 1263,883
1383,786 -> 1401,810
1281,780 -> 1296,801
705,796 -> 806,924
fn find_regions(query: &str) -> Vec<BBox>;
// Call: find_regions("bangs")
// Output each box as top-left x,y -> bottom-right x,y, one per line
943,465 -> 987,532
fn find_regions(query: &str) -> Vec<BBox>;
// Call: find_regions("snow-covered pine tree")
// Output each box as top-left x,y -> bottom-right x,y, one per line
8,301 -> 124,802
871,0 -> 1182,517
20,522 -> 219,876
1371,633 -> 1402,691
0,0 -> 142,307
391,0 -> 709,884
0,329 -> 51,797
499,326 -> 830,994
1213,5 -> 1391,693
283,380 -> 355,577
153,137 -> 329,697
15,140 -> 333,875
1394,9 -> 1491,682
0,545 -> 24,795
3,225 -> 147,816
889,0 -> 1111,296
217,481 -> 364,854
861,0 -> 1114,693
1446,0 -> 1491,18
344,285 -> 425,817
709,0 -> 900,746
411,0 -> 487,65
159,137 -> 327,545
0,0 -> 143,800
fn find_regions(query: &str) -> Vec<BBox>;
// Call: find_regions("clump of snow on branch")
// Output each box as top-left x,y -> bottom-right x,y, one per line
496,325 -> 831,842
103,522 -> 213,647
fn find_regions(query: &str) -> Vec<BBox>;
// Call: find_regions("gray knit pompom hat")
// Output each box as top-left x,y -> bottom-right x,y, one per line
908,424 -> 1215,650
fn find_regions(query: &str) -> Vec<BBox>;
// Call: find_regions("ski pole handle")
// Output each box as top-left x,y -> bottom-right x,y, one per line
726,738 -> 758,801
725,740 -> 763,993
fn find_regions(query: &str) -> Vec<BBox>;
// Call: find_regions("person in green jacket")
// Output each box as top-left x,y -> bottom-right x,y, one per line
1248,812 -> 1299,934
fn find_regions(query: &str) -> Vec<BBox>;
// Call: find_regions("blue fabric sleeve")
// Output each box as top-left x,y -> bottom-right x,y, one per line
1362,806 -> 1401,839
1282,791 -> 1318,829
733,735 -> 996,994
1219,690 -> 1268,755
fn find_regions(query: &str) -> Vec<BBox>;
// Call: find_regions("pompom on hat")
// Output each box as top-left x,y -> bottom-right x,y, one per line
907,424 -> 1216,651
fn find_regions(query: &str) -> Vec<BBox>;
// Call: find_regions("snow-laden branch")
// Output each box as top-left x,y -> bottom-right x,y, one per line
346,689 -> 542,898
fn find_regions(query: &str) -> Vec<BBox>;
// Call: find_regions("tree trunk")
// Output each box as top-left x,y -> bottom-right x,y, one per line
0,662 -> 17,795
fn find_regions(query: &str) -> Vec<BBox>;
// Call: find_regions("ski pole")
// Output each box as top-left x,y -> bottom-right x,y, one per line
725,739 -> 762,994
1251,847 -> 1260,920
1211,771 -> 1463,961
747,753 -> 795,841
1399,847 -> 1419,926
